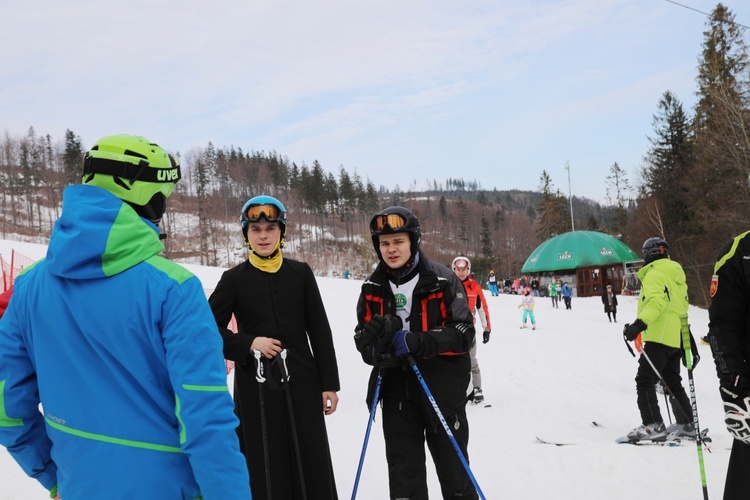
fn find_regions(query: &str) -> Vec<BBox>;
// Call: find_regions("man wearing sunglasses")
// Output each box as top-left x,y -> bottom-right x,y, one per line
354,206 -> 478,500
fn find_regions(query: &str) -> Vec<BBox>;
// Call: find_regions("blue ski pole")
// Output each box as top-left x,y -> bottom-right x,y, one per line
351,368 -> 384,500
407,356 -> 486,500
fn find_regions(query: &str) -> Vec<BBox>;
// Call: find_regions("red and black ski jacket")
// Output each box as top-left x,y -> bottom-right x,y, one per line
355,252 -> 475,415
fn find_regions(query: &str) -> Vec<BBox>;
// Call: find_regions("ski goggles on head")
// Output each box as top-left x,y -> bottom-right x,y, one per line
243,203 -> 284,224
370,213 -> 407,233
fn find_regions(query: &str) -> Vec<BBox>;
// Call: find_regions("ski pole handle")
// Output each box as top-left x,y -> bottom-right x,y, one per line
253,349 -> 266,383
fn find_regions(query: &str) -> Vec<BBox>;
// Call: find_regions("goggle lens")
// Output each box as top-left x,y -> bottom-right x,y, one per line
453,259 -> 469,269
370,213 -> 407,232
244,204 -> 281,223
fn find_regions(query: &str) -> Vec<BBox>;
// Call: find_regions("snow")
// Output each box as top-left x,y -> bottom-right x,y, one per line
0,238 -> 732,499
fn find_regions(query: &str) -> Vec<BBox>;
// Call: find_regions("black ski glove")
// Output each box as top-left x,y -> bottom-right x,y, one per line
483,330 -> 491,344
354,314 -> 383,352
374,314 -> 403,355
623,319 -> 647,342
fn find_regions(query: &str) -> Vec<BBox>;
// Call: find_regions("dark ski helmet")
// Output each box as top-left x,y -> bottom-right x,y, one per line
369,206 -> 421,261
642,237 -> 669,264
240,195 -> 287,247
82,134 -> 181,224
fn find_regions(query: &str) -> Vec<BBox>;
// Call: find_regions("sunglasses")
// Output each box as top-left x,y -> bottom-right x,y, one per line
370,213 -> 407,233
243,203 -> 283,223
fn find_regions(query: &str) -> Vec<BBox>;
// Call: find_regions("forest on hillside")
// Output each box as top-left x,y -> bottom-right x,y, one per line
1,4 -> 748,307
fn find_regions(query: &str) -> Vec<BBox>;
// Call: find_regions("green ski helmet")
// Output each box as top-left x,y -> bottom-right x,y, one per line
82,134 -> 181,223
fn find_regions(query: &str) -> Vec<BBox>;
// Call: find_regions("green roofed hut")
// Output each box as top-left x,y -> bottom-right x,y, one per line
521,231 -> 642,298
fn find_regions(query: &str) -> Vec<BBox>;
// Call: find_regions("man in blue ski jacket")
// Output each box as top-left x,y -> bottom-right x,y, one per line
0,134 -> 250,499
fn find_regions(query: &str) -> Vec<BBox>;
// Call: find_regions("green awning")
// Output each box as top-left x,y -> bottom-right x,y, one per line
521,230 -> 640,273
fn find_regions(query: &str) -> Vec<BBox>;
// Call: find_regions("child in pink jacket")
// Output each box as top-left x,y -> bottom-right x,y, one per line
518,287 -> 537,330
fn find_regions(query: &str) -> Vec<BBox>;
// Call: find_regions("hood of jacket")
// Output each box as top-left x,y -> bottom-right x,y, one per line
46,184 -> 165,279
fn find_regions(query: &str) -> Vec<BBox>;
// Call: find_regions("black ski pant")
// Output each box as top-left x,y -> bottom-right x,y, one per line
723,438 -> 750,499
381,397 -> 477,500
635,342 -> 691,426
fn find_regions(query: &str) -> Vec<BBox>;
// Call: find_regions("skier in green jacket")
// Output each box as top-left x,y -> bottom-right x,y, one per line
619,237 -> 698,443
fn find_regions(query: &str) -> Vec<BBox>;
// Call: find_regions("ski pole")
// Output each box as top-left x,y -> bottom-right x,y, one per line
680,316 -> 709,500
278,349 -> 308,500
407,356 -> 486,500
253,349 -> 273,500
351,368 -> 384,500
661,382 -> 673,426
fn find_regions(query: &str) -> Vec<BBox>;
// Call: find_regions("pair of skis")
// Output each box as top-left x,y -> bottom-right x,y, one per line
253,349 -> 306,500
535,421 -> 711,447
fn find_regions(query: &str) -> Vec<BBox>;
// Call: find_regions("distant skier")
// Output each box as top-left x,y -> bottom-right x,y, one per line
518,287 -> 537,330
549,279 -> 560,309
452,256 -> 492,404
487,269 -> 499,296
602,284 -> 618,322
561,282 -> 573,310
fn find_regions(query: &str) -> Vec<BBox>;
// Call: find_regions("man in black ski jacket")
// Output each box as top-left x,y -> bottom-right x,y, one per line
354,206 -> 478,500
708,230 -> 750,498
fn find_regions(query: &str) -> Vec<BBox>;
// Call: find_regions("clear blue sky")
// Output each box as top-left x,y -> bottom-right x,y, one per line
2,0 -> 749,202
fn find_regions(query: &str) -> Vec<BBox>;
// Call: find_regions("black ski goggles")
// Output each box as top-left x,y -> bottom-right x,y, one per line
370,213 -> 407,233
243,203 -> 284,224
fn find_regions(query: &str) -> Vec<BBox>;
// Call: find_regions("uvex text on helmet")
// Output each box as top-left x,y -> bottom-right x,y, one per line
82,134 -> 181,224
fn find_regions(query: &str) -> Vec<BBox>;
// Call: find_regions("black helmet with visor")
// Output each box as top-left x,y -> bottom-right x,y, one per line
369,206 -> 422,269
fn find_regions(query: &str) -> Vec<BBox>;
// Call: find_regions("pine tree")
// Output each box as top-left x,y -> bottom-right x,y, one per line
605,162 -> 631,234
536,170 -> 570,239
63,129 -> 83,186
639,90 -> 695,249
690,3 -> 750,239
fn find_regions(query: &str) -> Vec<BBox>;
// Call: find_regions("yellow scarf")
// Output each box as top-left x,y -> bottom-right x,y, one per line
248,240 -> 283,273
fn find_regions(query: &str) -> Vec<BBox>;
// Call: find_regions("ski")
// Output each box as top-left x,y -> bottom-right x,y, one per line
535,437 -> 577,446
616,428 -> 711,446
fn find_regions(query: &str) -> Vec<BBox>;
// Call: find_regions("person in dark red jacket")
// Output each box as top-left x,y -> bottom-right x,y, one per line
354,206 -> 478,500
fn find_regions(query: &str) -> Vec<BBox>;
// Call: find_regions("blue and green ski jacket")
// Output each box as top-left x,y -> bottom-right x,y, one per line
0,185 -> 250,499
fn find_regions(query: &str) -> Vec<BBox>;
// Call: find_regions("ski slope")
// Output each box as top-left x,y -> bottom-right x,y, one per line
0,238 -> 732,499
